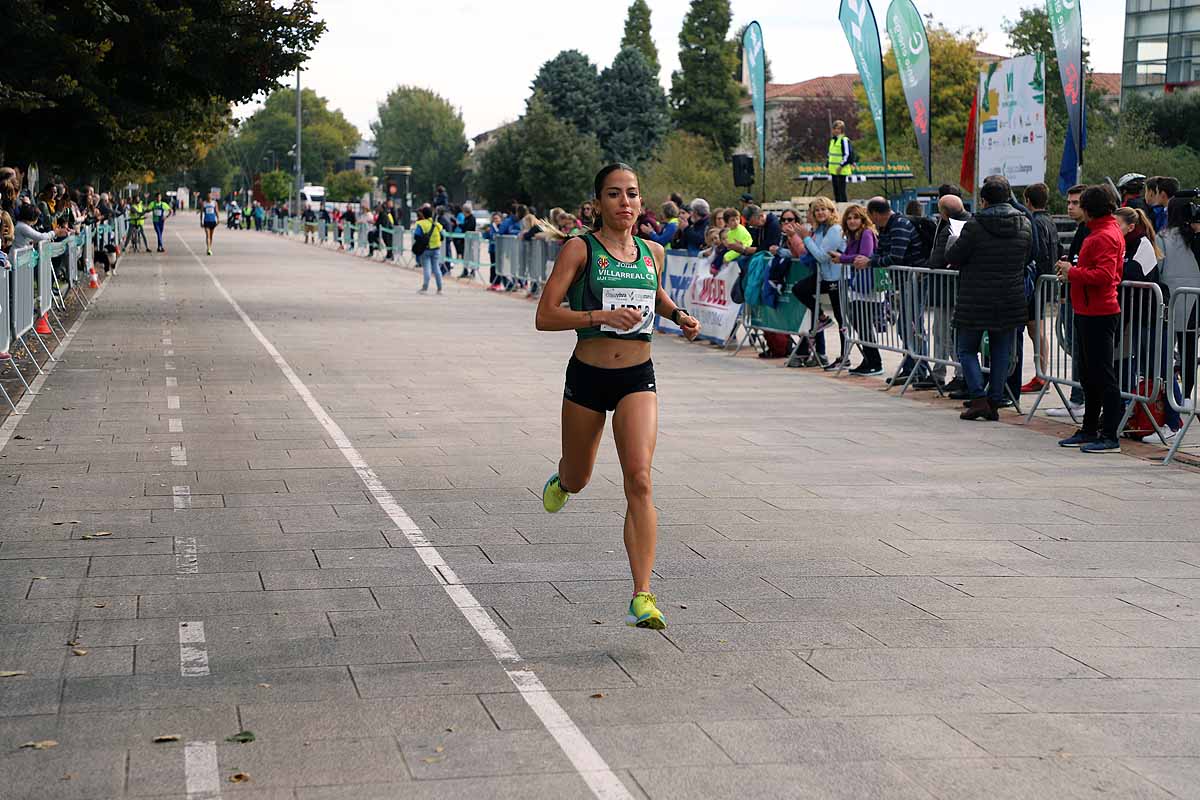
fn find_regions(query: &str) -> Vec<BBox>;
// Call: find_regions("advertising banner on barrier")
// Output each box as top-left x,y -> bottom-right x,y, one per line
977,54 -> 1047,187
657,253 -> 742,343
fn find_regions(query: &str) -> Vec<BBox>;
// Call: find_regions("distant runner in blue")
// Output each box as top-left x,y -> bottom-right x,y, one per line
201,193 -> 219,255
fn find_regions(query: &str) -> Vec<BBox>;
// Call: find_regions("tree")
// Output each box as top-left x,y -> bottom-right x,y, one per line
519,93 -> 602,212
2,0 -> 324,180
670,0 -> 742,157
621,0 -> 660,76
234,88 -> 359,185
325,170 -> 373,202
640,132 -> 739,210
732,22 -> 773,83
1126,91 -> 1200,154
597,48 -> 670,165
529,51 -> 602,138
774,94 -> 862,163
853,21 -> 980,176
475,124 -> 530,210
259,170 -> 293,202
372,86 -> 468,200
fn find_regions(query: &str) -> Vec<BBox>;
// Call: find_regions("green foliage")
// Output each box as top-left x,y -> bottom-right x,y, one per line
670,0 -> 742,158
1125,91 -> 1200,153
519,93 -> 603,212
621,0 -> 660,76
372,86 -> 467,199
639,132 -> 742,209
1083,114 -> 1200,200
529,51 -> 602,138
234,88 -> 359,185
325,170 -> 373,201
1,0 -> 324,180
259,170 -> 293,202
855,22 -> 980,177
598,48 -> 669,165
475,125 -> 530,210
189,135 -> 237,197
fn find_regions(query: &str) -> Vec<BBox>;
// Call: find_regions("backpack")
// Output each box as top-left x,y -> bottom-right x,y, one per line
907,215 -> 937,267
1123,380 -> 1169,439
412,221 -> 430,256
844,137 -> 858,166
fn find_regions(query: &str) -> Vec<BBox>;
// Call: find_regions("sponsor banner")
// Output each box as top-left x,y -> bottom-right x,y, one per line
977,54 -> 1047,187
743,21 -> 767,174
885,0 -> 931,182
1047,0 -> 1084,165
839,0 -> 887,167
657,253 -> 742,343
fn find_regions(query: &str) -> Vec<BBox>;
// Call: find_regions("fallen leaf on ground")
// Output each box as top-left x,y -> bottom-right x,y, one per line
679,604 -> 688,609
0,671 -> 29,678
92,602 -> 107,608
421,756 -> 443,764
255,683 -> 271,689
590,693 -> 605,699
92,531 -> 112,537
434,746 -> 444,753
66,639 -> 79,647
229,773 -> 250,783
20,740 -> 58,750
225,731 -> 255,744
152,735 -> 181,743
71,649 -> 88,657
32,576 -> 47,581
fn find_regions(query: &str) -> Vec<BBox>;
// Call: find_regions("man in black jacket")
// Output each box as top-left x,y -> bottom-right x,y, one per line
1046,184 -> 1089,418
1021,183 -> 1060,394
946,176 -> 1032,420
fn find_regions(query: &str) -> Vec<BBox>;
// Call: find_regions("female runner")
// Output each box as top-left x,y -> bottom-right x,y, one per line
535,163 -> 701,629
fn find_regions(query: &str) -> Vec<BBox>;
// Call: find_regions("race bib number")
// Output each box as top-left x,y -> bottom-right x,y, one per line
600,287 -> 655,335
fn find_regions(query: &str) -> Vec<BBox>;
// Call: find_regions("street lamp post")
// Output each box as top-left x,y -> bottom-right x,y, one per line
294,67 -> 303,215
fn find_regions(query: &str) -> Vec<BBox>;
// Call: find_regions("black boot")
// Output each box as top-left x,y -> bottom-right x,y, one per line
960,397 -> 998,421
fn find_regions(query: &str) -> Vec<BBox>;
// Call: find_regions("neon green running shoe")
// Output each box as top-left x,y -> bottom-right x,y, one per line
626,591 -> 666,630
542,472 -> 569,513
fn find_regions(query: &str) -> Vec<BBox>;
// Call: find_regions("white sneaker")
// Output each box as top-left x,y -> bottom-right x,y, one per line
1046,403 -> 1084,418
1182,400 -> 1196,411
1141,428 -> 1179,444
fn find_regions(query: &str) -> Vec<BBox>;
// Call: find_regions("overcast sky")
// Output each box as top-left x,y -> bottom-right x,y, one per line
242,0 -> 1126,144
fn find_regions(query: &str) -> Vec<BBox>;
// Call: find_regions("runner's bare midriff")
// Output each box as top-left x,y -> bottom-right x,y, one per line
572,337 -> 651,368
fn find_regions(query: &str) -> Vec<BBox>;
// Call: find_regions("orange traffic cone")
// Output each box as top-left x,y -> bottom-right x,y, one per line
35,313 -> 52,336
89,267 -> 100,289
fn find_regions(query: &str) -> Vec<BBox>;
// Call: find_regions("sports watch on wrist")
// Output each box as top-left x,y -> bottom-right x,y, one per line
671,308 -> 688,324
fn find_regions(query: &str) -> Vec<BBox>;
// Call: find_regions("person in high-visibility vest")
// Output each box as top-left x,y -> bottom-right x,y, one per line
123,195 -> 151,252
828,120 -> 854,204
149,192 -> 173,252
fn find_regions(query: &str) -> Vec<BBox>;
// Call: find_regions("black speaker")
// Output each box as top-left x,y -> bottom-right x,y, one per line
732,154 -> 754,188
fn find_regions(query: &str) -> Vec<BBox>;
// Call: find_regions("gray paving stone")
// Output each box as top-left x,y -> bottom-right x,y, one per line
238,696 -> 498,741
941,712 -> 1200,757
760,679 -> 1024,716
295,773 -> 602,800
896,756 -> 1175,800
136,587 -> 378,617
0,746 -> 126,800
985,678 -> 1200,713
0,705 -> 236,750
353,653 -> 632,698
629,762 -> 936,800
1121,757 -> 1200,798
806,647 -> 1106,681
853,618 -> 1136,648
1057,646 -> 1200,679
127,737 -> 409,794
28,571 -> 264,598
79,613 -> 333,646
662,621 -> 881,651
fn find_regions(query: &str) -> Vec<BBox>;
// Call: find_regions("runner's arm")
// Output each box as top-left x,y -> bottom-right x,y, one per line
649,241 -> 701,339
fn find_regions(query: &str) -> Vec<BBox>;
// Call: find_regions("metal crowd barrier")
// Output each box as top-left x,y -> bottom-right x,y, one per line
1164,287 -> 1200,465
0,263 -> 13,410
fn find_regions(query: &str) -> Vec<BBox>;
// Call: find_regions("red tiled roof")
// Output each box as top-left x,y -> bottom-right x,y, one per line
764,74 -> 859,101
1090,72 -> 1121,97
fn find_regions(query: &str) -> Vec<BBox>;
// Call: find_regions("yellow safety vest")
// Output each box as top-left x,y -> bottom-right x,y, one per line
828,136 -> 852,177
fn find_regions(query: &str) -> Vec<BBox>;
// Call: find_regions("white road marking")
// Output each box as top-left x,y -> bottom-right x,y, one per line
165,361 -> 175,370
175,535 -> 198,574
179,233 -> 636,800
169,418 -> 183,433
0,281 -> 109,451
183,740 -> 222,799
167,396 -> 180,410
166,376 -> 177,387
173,485 -> 192,511
171,445 -> 188,466
162,337 -> 172,345
165,349 -> 174,356
178,621 -> 209,677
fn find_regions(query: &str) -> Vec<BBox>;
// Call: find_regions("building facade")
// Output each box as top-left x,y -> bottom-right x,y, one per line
1123,0 -> 1200,102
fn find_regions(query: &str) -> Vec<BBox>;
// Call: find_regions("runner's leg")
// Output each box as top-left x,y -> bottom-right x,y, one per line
611,391 -> 658,593
557,398 -> 605,495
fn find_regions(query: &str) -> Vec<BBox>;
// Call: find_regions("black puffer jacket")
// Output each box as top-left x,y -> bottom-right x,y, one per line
946,202 -> 1032,331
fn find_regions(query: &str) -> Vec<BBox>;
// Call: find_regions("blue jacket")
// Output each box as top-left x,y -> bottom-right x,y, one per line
802,223 -> 845,282
498,215 -> 522,236
682,215 -> 710,256
646,220 -> 678,247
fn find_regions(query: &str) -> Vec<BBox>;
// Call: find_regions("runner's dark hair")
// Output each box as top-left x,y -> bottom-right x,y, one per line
592,163 -> 638,231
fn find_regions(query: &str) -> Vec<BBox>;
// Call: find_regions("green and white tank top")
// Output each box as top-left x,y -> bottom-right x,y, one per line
569,233 -> 660,341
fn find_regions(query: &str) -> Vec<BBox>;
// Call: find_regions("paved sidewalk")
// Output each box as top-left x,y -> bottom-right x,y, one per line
1,225 -> 1198,799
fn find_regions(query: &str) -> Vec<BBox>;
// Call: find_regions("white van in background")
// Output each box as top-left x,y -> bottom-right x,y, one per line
299,185 -> 325,210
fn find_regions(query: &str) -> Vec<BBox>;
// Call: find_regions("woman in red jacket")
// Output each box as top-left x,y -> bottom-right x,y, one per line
1054,186 -> 1125,453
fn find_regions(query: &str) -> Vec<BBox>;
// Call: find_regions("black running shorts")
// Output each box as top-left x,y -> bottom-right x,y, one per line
564,356 -> 656,413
